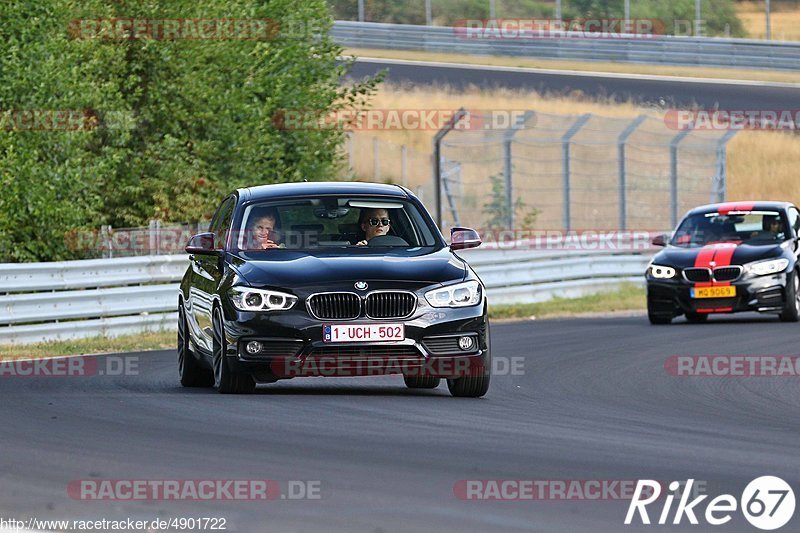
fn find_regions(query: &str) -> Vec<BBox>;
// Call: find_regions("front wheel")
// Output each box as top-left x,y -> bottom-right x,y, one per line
212,307 -> 256,394
647,295 -> 673,325
178,302 -> 213,387
780,269 -> 800,322
447,353 -> 490,398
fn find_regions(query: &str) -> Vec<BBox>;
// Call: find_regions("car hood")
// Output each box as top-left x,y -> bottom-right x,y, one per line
229,247 -> 468,288
652,242 -> 789,269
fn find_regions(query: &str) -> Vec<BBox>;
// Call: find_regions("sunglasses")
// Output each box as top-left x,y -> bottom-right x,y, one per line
368,218 -> 391,227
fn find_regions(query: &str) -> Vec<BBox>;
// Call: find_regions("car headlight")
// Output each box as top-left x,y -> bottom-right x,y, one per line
424,280 -> 482,308
747,258 -> 789,276
648,264 -> 677,279
229,287 -> 298,312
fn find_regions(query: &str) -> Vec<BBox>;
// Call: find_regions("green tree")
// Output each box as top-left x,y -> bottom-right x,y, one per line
0,0 -> 381,261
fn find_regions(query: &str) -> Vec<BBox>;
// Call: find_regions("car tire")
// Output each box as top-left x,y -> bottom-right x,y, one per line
212,306 -> 256,394
647,295 -> 673,325
178,302 -> 213,387
780,269 -> 800,322
447,353 -> 490,398
684,312 -> 708,323
403,375 -> 440,389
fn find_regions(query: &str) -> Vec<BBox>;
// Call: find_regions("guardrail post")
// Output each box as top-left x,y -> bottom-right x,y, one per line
432,107 -> 467,229
617,115 -> 647,231
503,111 -> 535,230
670,125 -> 694,228
713,130 -> 737,203
562,114 -> 591,231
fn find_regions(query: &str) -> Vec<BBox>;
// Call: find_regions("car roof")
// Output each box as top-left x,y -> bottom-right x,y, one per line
238,181 -> 409,202
687,201 -> 795,216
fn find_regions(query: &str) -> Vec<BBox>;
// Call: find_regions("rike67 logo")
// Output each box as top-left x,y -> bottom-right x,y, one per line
625,477 -> 795,530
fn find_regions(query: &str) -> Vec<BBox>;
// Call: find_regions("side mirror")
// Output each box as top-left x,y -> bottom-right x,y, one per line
185,232 -> 218,255
450,227 -> 481,251
651,234 -> 667,247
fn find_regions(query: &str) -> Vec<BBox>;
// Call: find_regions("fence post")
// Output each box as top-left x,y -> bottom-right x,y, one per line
101,225 -> 112,259
561,114 -> 592,231
670,125 -> 694,228
617,115 -> 647,231
503,111 -> 535,230
401,144 -> 408,187
149,219 -> 161,255
372,137 -> 380,181
713,130 -> 737,203
347,132 -> 354,171
432,107 -> 467,229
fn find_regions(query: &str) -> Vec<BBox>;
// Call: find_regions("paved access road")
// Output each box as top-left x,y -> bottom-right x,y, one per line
346,57 -> 800,109
2,314 -> 799,532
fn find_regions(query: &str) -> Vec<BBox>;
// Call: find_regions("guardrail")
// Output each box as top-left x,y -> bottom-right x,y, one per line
0,251 -> 649,345
332,21 -> 800,71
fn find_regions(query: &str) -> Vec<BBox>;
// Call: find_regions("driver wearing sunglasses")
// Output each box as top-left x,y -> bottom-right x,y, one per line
356,208 -> 391,246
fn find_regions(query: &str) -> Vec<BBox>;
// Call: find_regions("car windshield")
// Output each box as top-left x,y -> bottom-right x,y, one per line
234,196 -> 439,250
671,211 -> 787,247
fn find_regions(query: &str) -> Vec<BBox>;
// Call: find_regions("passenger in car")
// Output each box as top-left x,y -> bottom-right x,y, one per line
248,207 -> 283,249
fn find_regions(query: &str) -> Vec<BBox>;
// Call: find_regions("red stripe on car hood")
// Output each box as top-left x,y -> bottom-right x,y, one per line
693,242 -> 738,287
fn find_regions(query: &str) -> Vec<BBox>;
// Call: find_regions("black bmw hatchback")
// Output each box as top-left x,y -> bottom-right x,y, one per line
178,182 -> 490,396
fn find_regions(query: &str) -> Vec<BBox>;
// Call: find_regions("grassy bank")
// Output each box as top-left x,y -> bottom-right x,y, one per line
0,331 -> 175,359
488,284 -> 645,320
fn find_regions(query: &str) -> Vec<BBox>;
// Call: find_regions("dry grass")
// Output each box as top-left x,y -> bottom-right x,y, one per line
738,1 -> 800,41
0,331 -> 174,359
345,84 -> 800,218
343,48 -> 800,84
727,130 -> 800,203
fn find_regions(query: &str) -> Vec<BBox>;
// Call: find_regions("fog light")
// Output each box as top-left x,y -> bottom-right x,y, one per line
458,336 -> 474,351
245,341 -> 263,355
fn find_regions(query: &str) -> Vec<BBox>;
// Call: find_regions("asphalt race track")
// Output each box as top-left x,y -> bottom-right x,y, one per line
346,58 -> 800,109
2,314 -> 799,532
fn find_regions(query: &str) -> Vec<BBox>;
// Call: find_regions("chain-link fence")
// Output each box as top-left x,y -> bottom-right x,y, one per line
433,110 -> 736,233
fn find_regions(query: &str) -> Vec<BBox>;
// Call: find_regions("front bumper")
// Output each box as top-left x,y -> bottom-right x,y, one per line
647,271 -> 789,316
220,292 -> 490,382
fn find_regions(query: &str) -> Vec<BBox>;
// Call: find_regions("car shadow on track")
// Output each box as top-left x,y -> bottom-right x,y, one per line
669,313 -> 786,325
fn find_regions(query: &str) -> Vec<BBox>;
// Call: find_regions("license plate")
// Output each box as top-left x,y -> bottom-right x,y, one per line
323,324 -> 405,343
690,286 -> 736,299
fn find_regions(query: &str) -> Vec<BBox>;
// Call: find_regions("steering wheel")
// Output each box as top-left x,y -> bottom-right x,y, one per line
367,235 -> 409,246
